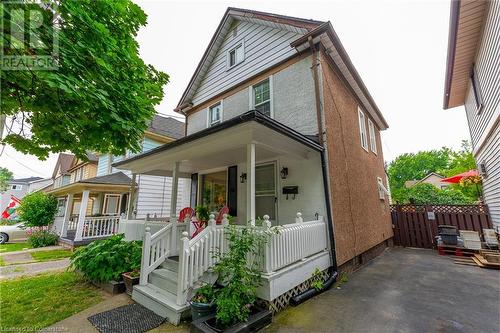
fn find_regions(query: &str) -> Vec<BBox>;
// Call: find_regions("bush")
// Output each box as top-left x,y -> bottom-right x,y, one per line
70,234 -> 142,282
407,183 -> 472,205
18,192 -> 58,227
27,229 -> 60,248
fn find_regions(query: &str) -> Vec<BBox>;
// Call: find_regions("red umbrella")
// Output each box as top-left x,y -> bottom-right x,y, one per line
441,169 -> 479,183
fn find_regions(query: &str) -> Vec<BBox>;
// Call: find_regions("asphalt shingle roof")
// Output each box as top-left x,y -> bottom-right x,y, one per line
147,115 -> 184,139
79,172 -> 134,186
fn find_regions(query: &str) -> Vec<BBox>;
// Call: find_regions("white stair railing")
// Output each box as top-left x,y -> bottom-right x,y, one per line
176,214 -> 227,305
81,215 -> 120,239
140,224 -> 173,285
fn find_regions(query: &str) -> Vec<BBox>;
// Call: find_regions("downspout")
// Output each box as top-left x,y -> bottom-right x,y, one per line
291,38 -> 338,306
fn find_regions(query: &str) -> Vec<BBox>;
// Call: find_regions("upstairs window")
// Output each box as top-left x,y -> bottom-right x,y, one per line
208,102 -> 222,127
253,78 -> 272,117
358,107 -> 368,151
368,118 -> 377,154
10,184 -> 22,190
227,42 -> 244,68
471,66 -> 483,114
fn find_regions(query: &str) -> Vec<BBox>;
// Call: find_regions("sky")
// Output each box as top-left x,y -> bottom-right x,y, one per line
0,0 -> 470,179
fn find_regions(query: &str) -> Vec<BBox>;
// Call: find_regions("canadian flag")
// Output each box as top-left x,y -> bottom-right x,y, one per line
2,195 -> 21,219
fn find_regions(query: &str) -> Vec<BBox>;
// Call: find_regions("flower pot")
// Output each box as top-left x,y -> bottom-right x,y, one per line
122,272 -> 140,296
190,301 -> 217,321
190,307 -> 272,333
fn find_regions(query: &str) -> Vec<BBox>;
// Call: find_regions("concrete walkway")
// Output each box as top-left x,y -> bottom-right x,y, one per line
265,247 -> 500,333
0,245 -> 63,256
0,258 -> 70,279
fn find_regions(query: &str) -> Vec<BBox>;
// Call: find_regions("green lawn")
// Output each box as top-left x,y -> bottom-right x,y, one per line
0,272 -> 104,330
30,249 -> 73,262
0,242 -> 31,253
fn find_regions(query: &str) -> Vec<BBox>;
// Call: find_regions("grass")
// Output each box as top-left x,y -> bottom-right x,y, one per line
0,271 -> 104,330
30,249 -> 73,262
0,242 -> 31,253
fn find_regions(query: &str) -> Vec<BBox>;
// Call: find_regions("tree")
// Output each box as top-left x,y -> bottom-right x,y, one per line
1,0 -> 169,159
0,168 -> 14,193
18,192 -> 58,227
387,148 -> 451,203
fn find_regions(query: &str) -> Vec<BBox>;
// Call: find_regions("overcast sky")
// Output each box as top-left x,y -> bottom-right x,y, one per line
1,0 -> 470,179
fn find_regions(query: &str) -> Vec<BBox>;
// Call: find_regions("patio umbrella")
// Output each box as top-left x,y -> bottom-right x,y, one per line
441,169 -> 479,183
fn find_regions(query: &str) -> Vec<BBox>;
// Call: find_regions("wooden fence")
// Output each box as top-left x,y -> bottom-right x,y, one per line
390,204 -> 492,248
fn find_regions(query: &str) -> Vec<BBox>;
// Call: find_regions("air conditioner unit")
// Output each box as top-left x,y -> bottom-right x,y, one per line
478,162 -> 487,178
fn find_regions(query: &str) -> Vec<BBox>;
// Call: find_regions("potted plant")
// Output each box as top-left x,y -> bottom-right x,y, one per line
195,206 -> 210,226
122,269 -> 140,296
191,223 -> 274,333
190,283 -> 217,320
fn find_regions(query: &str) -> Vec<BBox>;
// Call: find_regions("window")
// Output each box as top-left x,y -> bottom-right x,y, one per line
368,119 -> 377,154
103,194 -> 121,215
56,198 -> 66,217
208,102 -> 222,127
358,108 -> 368,151
227,42 -> 244,68
471,66 -> 483,113
252,78 -> 272,117
377,177 -> 388,200
10,184 -> 22,190
200,170 -> 227,212
74,167 -> 84,181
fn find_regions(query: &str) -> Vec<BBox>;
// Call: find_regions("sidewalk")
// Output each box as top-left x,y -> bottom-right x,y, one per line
0,245 -> 64,256
0,258 -> 70,279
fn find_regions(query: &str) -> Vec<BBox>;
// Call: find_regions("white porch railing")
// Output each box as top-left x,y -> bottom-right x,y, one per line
67,216 -> 79,231
81,215 -> 120,239
263,214 -> 328,273
140,223 -> 173,285
176,215 -> 226,305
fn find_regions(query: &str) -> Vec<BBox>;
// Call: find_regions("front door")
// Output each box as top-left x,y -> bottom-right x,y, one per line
255,163 -> 277,224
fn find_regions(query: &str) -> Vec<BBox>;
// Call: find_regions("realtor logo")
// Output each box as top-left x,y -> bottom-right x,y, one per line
1,0 -> 59,70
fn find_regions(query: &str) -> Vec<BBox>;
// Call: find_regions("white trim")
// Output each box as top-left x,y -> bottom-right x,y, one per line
226,40 -> 245,70
207,100 -> 223,127
368,118 -> 377,155
103,194 -> 121,215
250,76 -> 273,118
358,107 -> 368,151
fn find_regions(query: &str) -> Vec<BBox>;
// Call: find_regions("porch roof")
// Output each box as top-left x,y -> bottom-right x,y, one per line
47,172 -> 134,196
113,111 -> 323,175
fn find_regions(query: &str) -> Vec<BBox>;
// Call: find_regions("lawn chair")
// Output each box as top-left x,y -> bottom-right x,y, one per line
178,207 -> 195,223
216,206 -> 229,225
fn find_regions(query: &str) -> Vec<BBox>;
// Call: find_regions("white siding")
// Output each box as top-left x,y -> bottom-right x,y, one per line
142,137 -> 162,152
135,175 -> 191,219
465,0 -> 500,147
191,20 -> 301,105
463,1 -> 500,227
97,154 -> 110,176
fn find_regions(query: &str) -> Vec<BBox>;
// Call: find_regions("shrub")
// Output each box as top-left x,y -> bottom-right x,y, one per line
18,192 -> 58,227
70,234 -> 142,282
407,183 -> 472,205
213,224 -> 273,328
27,229 -> 60,248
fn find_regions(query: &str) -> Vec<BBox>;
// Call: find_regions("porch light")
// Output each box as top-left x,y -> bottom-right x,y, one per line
280,167 -> 289,180
240,172 -> 247,183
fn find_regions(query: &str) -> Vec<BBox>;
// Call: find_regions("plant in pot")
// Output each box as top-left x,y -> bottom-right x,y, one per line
122,239 -> 143,295
192,223 -> 275,332
190,283 -> 217,320
195,205 -> 210,226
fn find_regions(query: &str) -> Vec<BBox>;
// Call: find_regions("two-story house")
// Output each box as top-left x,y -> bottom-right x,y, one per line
443,0 -> 499,227
48,115 -> 190,246
114,8 -> 392,324
0,176 -> 53,217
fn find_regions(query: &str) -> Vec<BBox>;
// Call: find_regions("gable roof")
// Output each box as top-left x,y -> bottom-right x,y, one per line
443,0 -> 489,109
146,115 -> 184,139
52,153 -> 75,179
417,172 -> 445,183
175,7 -> 388,130
79,172 -> 133,186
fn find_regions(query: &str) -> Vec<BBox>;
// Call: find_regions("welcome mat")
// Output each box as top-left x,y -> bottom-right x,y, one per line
88,303 -> 166,333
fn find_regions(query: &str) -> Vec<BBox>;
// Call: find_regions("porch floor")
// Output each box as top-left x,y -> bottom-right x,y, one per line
59,231 -> 110,248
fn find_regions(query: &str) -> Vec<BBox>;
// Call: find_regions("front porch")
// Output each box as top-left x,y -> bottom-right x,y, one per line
49,172 -> 134,247
113,111 -> 333,324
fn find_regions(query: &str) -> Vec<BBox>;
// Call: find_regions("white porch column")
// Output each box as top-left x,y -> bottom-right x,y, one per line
171,162 -> 180,253
246,143 -> 256,226
60,194 -> 74,237
127,173 -> 137,219
74,190 -> 89,241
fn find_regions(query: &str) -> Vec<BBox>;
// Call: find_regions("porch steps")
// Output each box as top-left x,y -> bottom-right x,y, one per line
131,257 -> 189,325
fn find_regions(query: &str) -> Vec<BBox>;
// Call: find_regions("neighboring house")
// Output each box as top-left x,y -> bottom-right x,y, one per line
443,0 -> 499,227
114,8 -> 392,324
405,172 -> 450,190
0,176 -> 53,215
48,115 -> 190,246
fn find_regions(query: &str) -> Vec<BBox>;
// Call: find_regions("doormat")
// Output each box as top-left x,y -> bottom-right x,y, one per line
88,303 -> 165,333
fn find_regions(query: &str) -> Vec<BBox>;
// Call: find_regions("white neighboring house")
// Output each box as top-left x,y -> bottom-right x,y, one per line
443,0 -> 500,227
47,115 -> 191,246
0,177 -> 53,216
